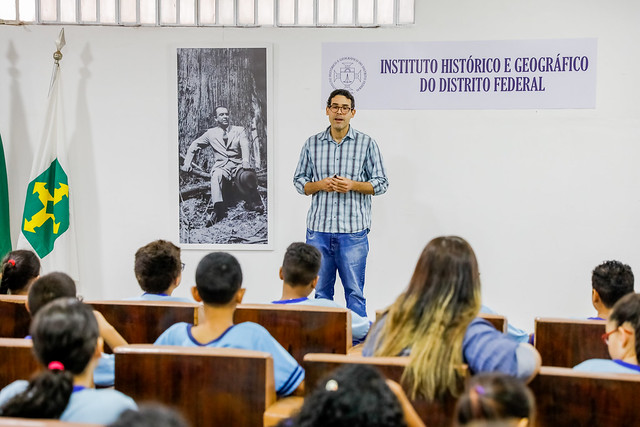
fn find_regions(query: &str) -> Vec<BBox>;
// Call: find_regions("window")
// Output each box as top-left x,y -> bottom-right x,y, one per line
0,0 -> 414,27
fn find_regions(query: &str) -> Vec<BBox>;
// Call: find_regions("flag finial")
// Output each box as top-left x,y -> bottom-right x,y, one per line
53,28 -> 65,65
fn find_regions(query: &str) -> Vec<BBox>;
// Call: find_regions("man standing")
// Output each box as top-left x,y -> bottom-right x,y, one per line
182,106 -> 262,222
293,89 -> 388,317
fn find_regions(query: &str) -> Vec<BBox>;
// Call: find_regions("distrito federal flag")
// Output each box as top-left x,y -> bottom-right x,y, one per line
17,29 -> 79,280
0,134 -> 11,259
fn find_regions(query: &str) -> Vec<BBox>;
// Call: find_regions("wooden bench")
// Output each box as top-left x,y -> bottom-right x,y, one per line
0,338 -> 40,388
0,296 -> 30,338
534,318 -> 608,367
529,366 -> 640,426
478,313 -> 507,333
85,300 -> 198,351
114,344 -> 276,427
234,303 -> 351,363
375,308 -> 506,333
301,353 -> 464,427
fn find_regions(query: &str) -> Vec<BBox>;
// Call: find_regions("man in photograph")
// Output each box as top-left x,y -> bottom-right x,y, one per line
181,106 -> 263,223
293,89 -> 389,318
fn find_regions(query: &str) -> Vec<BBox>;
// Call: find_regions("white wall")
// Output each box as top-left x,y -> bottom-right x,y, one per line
1,0 -> 639,332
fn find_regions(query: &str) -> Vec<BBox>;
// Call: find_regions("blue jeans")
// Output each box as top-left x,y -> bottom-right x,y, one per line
306,229 -> 369,317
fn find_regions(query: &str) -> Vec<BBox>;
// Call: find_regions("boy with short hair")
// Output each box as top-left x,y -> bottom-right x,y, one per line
27,272 -> 76,316
590,260 -> 635,320
154,252 -> 304,396
272,242 -> 370,343
27,272 -> 127,387
129,240 -> 192,303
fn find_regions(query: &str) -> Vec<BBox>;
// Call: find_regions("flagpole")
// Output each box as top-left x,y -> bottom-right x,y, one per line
49,28 -> 66,96
18,27 -> 79,283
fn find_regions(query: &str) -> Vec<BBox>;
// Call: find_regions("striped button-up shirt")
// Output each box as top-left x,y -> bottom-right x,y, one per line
293,126 -> 388,233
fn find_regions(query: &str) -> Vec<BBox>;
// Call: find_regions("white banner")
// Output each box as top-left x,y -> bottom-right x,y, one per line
322,39 -> 597,110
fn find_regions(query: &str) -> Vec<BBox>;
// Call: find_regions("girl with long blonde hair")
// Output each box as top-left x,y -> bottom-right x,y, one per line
363,236 -> 540,399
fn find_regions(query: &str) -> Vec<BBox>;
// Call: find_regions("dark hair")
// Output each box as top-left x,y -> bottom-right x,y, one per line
326,89 -> 355,110
0,298 -> 99,419
288,364 -> 406,427
27,272 -> 77,317
455,373 -> 535,426
195,252 -> 242,305
609,293 -> 640,359
109,405 -> 190,427
592,261 -> 634,308
134,240 -> 182,294
1,250 -> 40,295
282,242 -> 321,287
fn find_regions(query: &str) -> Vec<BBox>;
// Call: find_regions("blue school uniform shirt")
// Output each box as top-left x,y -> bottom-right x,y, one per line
126,293 -> 194,303
271,297 -> 371,343
23,335 -> 115,387
364,316 -> 523,378
573,359 -> 640,374
0,381 -> 136,424
480,304 -> 530,343
154,322 -> 304,396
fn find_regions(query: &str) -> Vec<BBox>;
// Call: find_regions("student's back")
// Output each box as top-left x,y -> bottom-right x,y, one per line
362,236 -> 540,399
26,272 -> 123,387
574,292 -> 640,374
0,298 -> 136,424
271,242 -> 370,343
154,252 -> 304,396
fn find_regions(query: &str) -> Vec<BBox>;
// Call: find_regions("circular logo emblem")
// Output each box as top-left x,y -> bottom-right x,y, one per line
328,57 -> 367,92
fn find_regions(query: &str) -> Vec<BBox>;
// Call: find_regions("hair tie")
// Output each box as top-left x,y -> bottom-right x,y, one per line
469,384 -> 484,418
325,379 -> 339,391
48,361 -> 65,371
6,259 -> 15,267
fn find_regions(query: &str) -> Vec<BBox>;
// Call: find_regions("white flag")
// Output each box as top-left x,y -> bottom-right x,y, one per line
17,29 -> 79,281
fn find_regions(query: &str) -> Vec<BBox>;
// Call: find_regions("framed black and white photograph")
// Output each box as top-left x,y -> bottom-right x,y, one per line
177,47 -> 271,248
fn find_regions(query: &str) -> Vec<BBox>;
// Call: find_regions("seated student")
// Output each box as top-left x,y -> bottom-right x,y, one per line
272,242 -> 370,344
574,292 -> 640,374
154,252 -> 304,396
127,240 -> 193,303
283,363 -> 424,427
0,250 -> 40,296
589,260 -> 634,320
109,404 -> 189,427
0,298 -> 137,423
363,236 -> 541,400
27,272 -> 128,387
455,373 -> 535,427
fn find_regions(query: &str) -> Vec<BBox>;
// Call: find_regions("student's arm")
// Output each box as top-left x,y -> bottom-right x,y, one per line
515,343 -> 542,383
385,379 -> 426,427
292,380 -> 305,396
251,324 -> 305,396
93,310 -> 128,349
463,318 -> 533,379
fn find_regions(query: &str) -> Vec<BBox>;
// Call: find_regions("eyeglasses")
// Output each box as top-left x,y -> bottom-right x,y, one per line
601,327 -> 632,345
328,104 -> 353,114
181,262 -> 185,271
